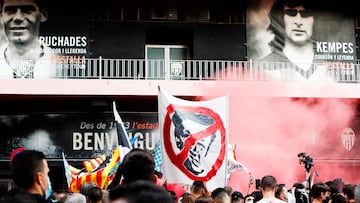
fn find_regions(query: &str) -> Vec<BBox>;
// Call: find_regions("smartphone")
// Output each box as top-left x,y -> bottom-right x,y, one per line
255,179 -> 260,190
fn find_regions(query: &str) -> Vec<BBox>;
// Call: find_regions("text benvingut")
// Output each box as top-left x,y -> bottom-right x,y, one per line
39,36 -> 87,47
73,131 -> 158,151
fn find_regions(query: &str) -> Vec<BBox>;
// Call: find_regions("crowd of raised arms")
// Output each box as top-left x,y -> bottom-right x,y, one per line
0,149 -> 359,203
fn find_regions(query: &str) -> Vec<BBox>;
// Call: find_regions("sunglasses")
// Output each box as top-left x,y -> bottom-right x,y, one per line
284,9 -> 313,17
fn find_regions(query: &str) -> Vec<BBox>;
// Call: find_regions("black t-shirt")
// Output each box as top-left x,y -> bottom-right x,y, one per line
0,188 -> 49,203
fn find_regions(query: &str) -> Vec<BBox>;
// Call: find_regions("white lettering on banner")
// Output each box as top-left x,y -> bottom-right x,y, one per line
314,54 -> 334,60
39,36 -> 88,47
80,122 -> 94,129
316,42 -> 354,54
84,132 -> 92,150
336,55 -> 354,60
64,48 -> 87,54
73,132 -> 82,150
72,132 -> 116,150
128,132 -> 156,150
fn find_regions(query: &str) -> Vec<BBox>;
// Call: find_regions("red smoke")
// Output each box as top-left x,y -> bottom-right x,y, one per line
200,81 -> 358,194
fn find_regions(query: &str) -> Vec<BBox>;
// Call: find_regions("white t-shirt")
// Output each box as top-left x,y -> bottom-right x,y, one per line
257,197 -> 288,203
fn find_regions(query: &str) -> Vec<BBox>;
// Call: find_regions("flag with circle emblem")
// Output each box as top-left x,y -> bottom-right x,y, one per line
158,86 -> 229,191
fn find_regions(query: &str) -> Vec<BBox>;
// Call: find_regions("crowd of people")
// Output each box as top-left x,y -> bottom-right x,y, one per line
0,149 -> 359,203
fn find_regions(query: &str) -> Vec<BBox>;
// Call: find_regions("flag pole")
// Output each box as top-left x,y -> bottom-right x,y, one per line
224,93 -> 230,186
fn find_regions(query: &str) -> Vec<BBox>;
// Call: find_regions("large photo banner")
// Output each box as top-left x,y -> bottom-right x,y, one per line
0,0 -> 89,79
0,112 -> 158,161
247,0 -> 357,81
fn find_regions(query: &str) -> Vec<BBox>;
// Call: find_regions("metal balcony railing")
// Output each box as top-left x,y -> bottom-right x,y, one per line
60,58 -> 252,80
3,57 -> 360,82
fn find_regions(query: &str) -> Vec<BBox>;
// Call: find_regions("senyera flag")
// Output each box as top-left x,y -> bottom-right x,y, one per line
158,86 -> 228,191
62,148 -> 120,192
62,101 -> 134,192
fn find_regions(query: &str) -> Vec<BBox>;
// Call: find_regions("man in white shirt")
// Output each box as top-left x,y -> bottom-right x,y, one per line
256,175 -> 287,203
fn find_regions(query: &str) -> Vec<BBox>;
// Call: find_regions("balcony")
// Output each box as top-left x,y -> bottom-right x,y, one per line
47,58 -> 360,83
1,58 -> 360,98
1,57 -> 358,82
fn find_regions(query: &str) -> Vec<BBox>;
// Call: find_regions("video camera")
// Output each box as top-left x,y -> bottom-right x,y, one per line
297,152 -> 313,172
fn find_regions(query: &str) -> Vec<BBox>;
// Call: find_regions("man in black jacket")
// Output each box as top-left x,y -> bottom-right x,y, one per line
0,150 -> 52,203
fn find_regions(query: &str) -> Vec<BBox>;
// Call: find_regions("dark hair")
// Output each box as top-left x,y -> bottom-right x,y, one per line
120,149 -> 155,184
267,0 -> 318,50
195,196 -> 214,203
232,191 -> 244,201
87,186 -> 103,203
211,187 -> 228,199
110,180 -> 173,203
79,182 -> 97,196
293,182 -> 306,189
325,181 -> 339,195
191,180 -> 205,194
129,181 -> 173,203
330,193 -> 347,203
310,182 -> 330,199
260,175 -> 277,191
109,185 -> 127,201
193,180 -> 205,188
343,184 -> 356,200
0,0 -> 48,10
11,150 -> 46,189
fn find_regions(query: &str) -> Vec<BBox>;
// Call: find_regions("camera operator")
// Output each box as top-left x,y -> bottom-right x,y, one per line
297,152 -> 318,193
297,153 -> 314,172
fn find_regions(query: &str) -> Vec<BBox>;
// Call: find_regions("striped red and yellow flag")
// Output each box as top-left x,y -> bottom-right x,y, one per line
83,154 -> 106,172
62,152 -> 82,190
68,164 -> 82,180
68,147 -> 121,192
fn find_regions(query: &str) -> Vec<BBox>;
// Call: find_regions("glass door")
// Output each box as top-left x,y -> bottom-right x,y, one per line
146,45 -> 188,80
